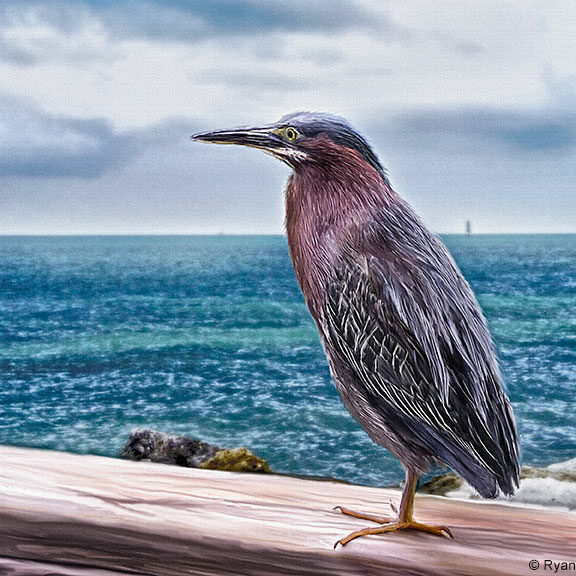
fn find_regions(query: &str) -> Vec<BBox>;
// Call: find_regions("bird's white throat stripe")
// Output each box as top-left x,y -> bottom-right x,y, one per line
275,147 -> 309,162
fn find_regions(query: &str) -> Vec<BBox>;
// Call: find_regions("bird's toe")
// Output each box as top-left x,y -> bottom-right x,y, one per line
334,518 -> 454,547
333,505 -> 393,525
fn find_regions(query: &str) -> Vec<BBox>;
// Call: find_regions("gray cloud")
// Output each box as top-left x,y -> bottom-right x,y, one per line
3,97 -> 575,183
0,38 -> 39,66
0,2 -> 113,66
383,108 -> 576,156
0,0 -> 380,53
0,96 -> 196,178
117,0 -> 377,38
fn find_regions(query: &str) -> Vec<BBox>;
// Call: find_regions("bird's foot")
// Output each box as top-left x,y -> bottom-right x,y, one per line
333,505 -> 394,525
333,513 -> 453,548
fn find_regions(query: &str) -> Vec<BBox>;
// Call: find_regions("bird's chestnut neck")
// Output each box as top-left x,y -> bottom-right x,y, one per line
284,135 -> 396,319
287,135 -> 395,232
288,135 -> 395,209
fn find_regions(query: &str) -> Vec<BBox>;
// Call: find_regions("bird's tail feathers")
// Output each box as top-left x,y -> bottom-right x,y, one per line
423,426 -> 519,498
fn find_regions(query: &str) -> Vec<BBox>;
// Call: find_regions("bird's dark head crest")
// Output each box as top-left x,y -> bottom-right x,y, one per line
276,111 -> 387,181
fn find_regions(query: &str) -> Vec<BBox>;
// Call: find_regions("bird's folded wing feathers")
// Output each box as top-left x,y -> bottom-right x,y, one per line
323,253 -> 519,494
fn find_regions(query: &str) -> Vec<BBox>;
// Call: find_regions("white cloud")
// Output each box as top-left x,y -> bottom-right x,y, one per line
0,11 -> 119,66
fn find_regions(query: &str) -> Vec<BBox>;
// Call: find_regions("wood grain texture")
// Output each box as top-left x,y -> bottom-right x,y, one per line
0,445 -> 574,576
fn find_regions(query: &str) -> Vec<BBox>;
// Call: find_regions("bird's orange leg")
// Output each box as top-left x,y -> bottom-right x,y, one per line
334,469 -> 453,548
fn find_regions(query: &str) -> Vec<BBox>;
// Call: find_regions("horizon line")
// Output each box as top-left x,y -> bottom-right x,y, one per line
1,232 -> 575,238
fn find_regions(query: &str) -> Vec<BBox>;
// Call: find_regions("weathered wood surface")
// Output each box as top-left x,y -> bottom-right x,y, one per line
0,445 -> 574,576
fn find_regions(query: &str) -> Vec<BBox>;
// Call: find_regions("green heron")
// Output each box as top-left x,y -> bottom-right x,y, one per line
193,112 -> 520,547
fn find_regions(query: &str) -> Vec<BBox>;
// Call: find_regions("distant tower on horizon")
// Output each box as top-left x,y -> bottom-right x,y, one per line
466,220 -> 472,235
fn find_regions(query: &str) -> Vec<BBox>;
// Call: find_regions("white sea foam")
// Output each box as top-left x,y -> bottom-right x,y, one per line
442,458 -> 576,512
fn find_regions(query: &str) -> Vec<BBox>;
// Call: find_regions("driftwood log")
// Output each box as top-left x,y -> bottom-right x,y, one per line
0,445 -> 574,575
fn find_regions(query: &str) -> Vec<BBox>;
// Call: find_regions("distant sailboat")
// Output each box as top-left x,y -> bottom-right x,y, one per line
466,220 -> 472,235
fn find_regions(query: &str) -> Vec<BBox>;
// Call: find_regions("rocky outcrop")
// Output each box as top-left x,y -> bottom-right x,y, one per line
120,428 -> 271,473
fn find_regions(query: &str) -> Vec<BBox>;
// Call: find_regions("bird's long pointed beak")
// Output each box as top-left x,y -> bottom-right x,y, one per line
192,126 -> 281,152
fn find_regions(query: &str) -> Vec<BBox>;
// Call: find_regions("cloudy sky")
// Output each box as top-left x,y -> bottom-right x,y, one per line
1,0 -> 575,235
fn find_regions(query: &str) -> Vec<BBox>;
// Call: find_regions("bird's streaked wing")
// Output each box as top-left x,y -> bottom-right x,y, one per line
322,248 -> 519,497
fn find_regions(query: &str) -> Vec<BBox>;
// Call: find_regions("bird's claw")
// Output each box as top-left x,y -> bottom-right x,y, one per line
335,519 -> 454,547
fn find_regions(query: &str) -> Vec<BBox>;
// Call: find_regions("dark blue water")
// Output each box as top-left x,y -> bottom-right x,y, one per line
0,235 -> 574,487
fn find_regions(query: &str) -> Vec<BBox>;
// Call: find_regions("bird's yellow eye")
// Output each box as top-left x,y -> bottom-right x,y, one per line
285,127 -> 298,141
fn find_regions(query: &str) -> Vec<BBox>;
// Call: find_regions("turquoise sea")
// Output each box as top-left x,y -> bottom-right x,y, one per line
0,234 -> 574,487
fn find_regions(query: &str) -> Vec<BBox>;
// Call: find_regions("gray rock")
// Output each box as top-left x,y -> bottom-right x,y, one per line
120,428 -> 272,474
120,428 -> 221,468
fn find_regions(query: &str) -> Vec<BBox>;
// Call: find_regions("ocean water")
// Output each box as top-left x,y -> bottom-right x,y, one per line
0,234 -> 574,488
